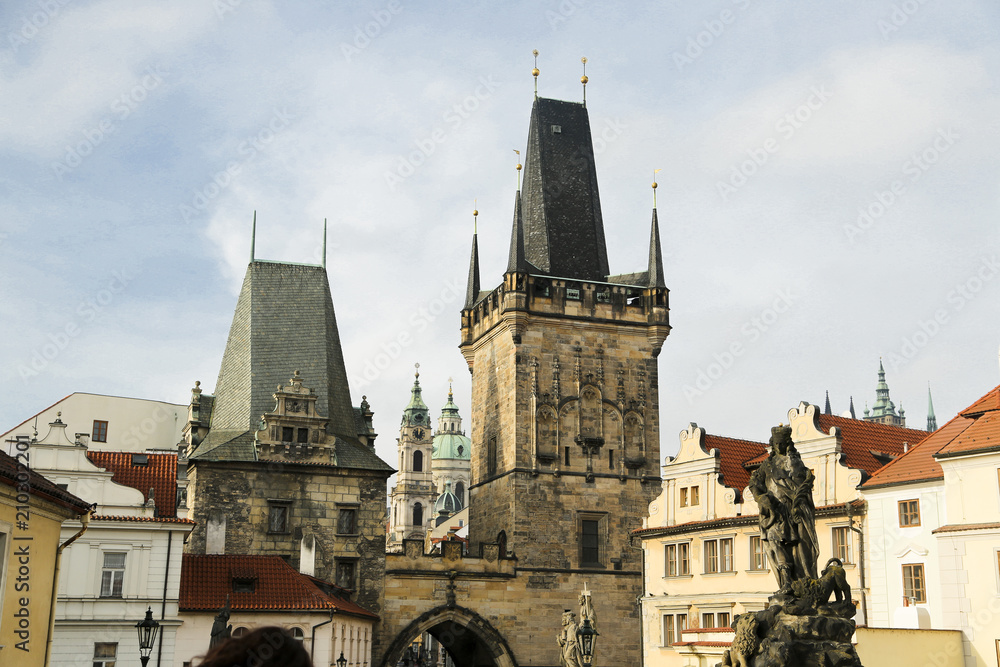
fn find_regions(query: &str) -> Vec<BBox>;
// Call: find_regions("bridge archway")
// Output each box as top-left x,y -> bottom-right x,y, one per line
381,604 -> 517,667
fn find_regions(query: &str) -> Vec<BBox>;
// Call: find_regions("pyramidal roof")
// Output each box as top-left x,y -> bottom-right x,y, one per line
520,97 -> 610,282
199,261 -> 359,453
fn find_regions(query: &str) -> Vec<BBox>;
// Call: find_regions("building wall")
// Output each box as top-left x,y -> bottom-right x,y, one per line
185,462 -> 387,623
2,393 -> 185,454
855,627 -> 964,667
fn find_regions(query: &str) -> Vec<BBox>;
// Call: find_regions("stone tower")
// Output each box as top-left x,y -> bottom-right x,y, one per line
388,366 -> 435,547
430,381 -> 471,507
863,359 -> 906,427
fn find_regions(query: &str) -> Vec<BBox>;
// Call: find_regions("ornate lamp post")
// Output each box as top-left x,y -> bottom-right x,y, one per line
576,617 -> 598,665
135,607 -> 160,667
336,650 -> 348,667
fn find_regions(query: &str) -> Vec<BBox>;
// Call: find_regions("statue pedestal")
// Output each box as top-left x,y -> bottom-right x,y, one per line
746,598 -> 863,667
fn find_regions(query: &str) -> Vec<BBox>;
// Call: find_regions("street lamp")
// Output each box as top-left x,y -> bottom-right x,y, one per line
136,607 -> 160,667
576,617 -> 598,666
336,650 -> 348,667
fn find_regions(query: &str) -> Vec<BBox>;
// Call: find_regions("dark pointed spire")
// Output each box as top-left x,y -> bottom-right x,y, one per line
849,395 -> 856,419
927,383 -> 938,432
647,208 -> 666,288
464,210 -> 480,310
250,210 -> 256,262
506,190 -> 528,273
321,218 -> 327,269
824,390 -> 832,415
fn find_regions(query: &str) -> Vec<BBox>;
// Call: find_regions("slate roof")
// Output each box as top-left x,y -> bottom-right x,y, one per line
205,261 -> 359,445
520,97 -> 610,282
179,554 -> 378,619
0,449 -> 91,514
87,450 -> 178,517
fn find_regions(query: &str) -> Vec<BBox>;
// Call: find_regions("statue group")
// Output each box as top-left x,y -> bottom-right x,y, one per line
721,425 -> 863,667
557,587 -> 597,667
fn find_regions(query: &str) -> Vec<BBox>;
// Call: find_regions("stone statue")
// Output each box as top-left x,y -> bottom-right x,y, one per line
738,424 -> 863,666
208,596 -> 232,649
578,583 -> 596,631
557,610 -> 583,667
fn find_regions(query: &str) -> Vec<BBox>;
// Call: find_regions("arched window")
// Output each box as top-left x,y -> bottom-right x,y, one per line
290,627 -> 304,642
455,481 -> 465,506
413,502 -> 423,526
413,450 -> 423,472
232,627 -> 248,638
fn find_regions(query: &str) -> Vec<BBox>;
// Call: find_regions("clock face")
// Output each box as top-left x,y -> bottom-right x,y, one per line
413,428 -> 424,439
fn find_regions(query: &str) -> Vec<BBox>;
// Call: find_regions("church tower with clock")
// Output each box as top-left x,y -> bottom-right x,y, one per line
388,365 -> 436,549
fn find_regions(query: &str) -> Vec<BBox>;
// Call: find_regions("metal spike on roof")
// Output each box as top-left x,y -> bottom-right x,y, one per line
824,390 -> 832,415
250,210 -> 256,262
927,383 -> 938,431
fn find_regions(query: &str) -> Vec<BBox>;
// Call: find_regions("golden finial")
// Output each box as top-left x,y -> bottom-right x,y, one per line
532,49 -> 540,97
473,199 -> 478,234
653,169 -> 661,208
581,56 -> 588,106
514,149 -> 522,190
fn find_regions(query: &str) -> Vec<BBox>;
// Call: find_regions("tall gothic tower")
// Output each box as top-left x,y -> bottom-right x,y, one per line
459,95 -> 670,572
388,366 -> 435,547
863,359 -> 906,427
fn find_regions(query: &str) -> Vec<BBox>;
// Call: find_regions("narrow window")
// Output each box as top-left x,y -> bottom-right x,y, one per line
268,504 -> 289,533
704,540 -> 719,574
413,502 -> 423,526
717,612 -> 731,628
100,553 -> 126,598
833,526 -> 852,564
677,614 -> 687,633
662,614 -> 675,646
454,481 -> 465,506
702,612 -> 715,628
691,486 -> 700,506
336,560 -> 356,590
337,508 -> 357,535
678,543 -> 690,575
487,436 -> 498,476
94,642 -> 117,667
281,426 -> 293,442
750,535 -> 767,571
580,519 -> 600,567
902,563 -> 926,603
92,420 -> 109,443
564,446 -> 570,466
609,449 -> 614,469
665,544 -> 677,577
413,450 -> 423,472
898,499 -> 920,527
720,538 -> 734,572
679,487 -> 688,507
297,428 -> 309,443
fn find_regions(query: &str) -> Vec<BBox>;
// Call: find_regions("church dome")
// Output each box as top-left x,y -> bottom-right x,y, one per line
434,481 -> 463,514
432,432 -> 471,460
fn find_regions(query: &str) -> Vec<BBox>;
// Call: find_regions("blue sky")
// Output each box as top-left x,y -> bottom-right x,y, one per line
2,0 -> 998,468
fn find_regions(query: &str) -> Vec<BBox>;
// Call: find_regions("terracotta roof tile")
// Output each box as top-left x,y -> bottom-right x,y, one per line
959,384 -> 1000,417
179,554 -> 377,619
863,413 -> 972,488
931,522 -> 1000,534
86,451 -> 177,517
814,414 -> 929,476
0,449 -> 91,514
704,435 -> 767,500
936,409 -> 1000,458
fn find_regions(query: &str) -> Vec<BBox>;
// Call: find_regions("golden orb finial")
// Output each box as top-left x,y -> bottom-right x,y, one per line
653,169 -> 662,207
580,56 -> 589,105
532,49 -> 540,97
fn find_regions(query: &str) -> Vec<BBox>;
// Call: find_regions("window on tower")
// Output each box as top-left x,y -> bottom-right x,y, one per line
413,450 -> 423,472
413,502 -> 424,526
455,481 -> 465,506
487,436 -> 498,476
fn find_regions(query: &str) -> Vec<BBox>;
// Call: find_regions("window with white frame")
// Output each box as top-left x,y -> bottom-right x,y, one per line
100,552 -> 126,598
832,526 -> 852,564
749,535 -> 768,571
664,541 -> 691,577
661,614 -> 675,646
902,563 -> 926,603
94,642 -> 117,667
704,537 -> 734,573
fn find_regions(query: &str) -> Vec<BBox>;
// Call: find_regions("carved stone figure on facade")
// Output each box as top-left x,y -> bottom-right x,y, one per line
208,596 -> 232,649
557,610 -> 583,667
578,582 -> 596,631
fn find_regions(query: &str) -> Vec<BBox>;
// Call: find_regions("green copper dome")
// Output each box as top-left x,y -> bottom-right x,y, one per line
432,432 -> 471,460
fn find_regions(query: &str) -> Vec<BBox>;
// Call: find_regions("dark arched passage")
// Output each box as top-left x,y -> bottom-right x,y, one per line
381,604 -> 517,667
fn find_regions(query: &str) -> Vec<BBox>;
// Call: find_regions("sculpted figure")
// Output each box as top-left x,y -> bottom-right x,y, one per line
557,611 -> 583,667
749,471 -> 796,593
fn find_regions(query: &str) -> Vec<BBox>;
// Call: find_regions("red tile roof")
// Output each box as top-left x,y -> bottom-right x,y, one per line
936,403 -> 1000,458
0,449 -> 91,514
862,413 -> 972,488
86,451 -> 177,517
931,522 -> 1000,534
959,385 -> 1000,417
704,435 -> 767,500
814,414 -> 929,476
179,554 -> 377,619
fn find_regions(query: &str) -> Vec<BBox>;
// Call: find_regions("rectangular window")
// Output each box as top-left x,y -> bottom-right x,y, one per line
92,420 -> 108,443
564,446 -> 570,467
566,288 -> 581,300
488,436 -> 498,476
268,503 -> 289,533
100,553 -> 125,598
337,508 -> 357,535
94,642 -> 117,667
665,542 -> 691,576
691,486 -> 700,506
661,614 -> 675,646
608,449 -> 614,469
833,526 -> 852,564
704,540 -> 718,574
581,519 -> 600,567
720,538 -> 734,572
750,535 -> 767,571
677,614 -> 687,633
717,612 -> 730,628
297,428 -> 309,443
679,487 -> 688,507
903,563 -> 926,603
702,612 -> 714,628
281,426 -> 294,442
336,560 -> 356,590
898,499 -> 921,527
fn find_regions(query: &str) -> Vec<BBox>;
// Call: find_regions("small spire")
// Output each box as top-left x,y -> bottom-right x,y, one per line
464,217 -> 481,310
926,383 -> 938,431
646,208 -> 665,288
532,49 -> 540,98
849,395 -> 856,419
322,218 -> 327,269
250,210 -> 256,262
824,390 -> 832,415
507,189 -> 527,274
580,56 -> 588,106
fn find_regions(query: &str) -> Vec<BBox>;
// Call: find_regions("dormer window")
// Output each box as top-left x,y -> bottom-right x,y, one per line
232,577 -> 256,593
131,454 -> 148,467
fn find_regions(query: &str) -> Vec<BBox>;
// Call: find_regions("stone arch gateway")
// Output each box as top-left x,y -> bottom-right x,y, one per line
380,604 -> 517,667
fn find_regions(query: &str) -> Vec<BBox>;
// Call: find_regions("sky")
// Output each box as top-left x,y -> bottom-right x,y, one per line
1,0 -> 998,471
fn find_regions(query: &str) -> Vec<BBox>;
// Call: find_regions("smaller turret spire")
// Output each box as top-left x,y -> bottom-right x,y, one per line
321,218 -> 327,269
401,363 -> 430,427
250,210 -> 256,262
824,390 -> 832,415
848,395 -> 856,419
646,208 -> 666,288
927,383 -> 938,431
464,210 -> 481,310
507,189 -> 528,274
